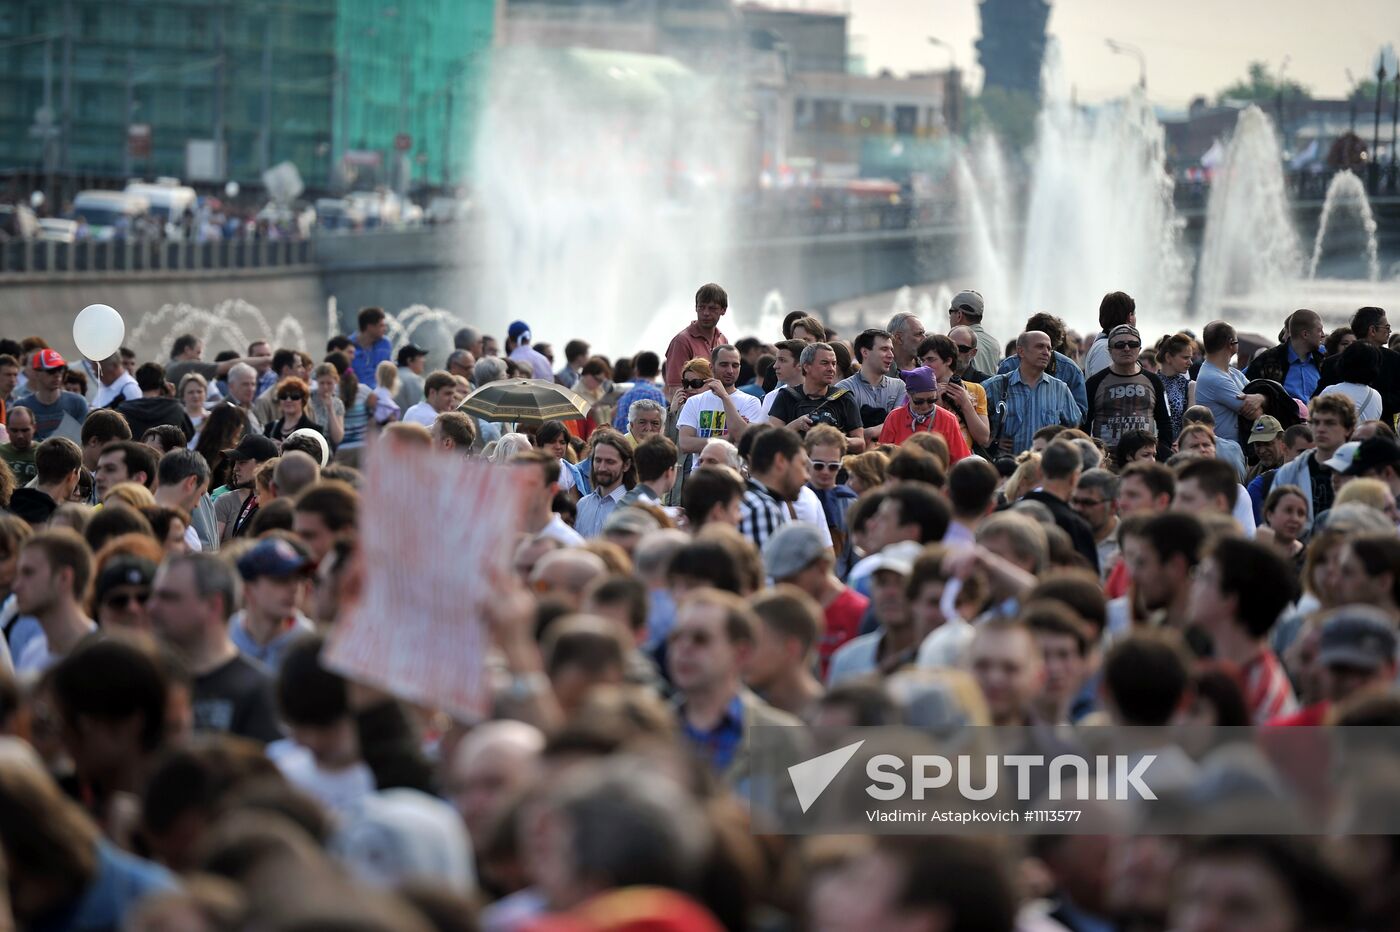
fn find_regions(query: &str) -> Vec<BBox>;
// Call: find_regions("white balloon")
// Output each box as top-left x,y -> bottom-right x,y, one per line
225,181 -> 240,198
73,304 -> 125,361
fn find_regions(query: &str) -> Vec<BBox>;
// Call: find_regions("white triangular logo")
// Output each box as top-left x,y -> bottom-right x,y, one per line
788,740 -> 864,813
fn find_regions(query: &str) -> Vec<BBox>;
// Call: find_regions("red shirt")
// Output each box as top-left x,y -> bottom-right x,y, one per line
1241,649 -> 1298,723
664,322 -> 729,391
820,586 -> 869,679
877,404 -> 972,463
1104,559 -> 1131,600
1267,701 -> 1329,727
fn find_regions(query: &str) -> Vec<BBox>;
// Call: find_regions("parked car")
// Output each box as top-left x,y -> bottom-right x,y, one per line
125,180 -> 197,239
38,218 -> 79,243
72,190 -> 150,241
314,198 -> 365,232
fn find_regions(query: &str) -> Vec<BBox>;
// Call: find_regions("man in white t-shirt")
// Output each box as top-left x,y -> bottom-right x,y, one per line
677,345 -> 762,466
91,353 -> 142,408
402,371 -> 460,428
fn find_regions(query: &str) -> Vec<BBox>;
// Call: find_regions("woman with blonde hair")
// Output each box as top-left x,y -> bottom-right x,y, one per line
370,360 -> 401,426
103,482 -> 157,510
1335,477 -> 1400,525
841,450 -> 889,495
309,363 -> 346,448
487,432 -> 533,464
178,372 -> 209,438
1002,451 -> 1042,503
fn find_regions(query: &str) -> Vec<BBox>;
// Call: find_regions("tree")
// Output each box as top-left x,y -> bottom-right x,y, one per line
1215,61 -> 1310,106
963,87 -> 1038,151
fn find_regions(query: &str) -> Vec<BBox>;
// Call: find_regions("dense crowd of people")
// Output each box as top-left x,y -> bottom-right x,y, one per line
0,286 -> 1399,931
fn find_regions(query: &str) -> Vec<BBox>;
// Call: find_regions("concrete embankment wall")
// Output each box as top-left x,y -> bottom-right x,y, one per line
0,270 -> 327,362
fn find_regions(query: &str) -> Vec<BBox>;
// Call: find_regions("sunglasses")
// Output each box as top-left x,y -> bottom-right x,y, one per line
682,378 -> 707,390
810,461 -> 841,472
668,628 -> 714,648
909,395 -> 938,407
279,392 -> 305,401
1110,341 -> 1141,350
954,344 -> 976,354
1071,497 -> 1105,509
103,590 -> 150,610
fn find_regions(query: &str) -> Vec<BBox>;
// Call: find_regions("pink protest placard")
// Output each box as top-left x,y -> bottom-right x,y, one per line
324,436 -> 526,721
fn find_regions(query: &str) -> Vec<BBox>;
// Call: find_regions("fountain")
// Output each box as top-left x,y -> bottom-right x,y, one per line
1308,170 -> 1381,282
467,47 -> 743,357
129,299 -> 309,362
1018,42 -> 1187,335
1195,105 -> 1304,318
1191,107 -> 1397,325
952,148 -> 1014,336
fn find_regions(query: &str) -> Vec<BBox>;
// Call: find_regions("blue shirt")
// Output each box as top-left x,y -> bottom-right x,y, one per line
997,351 -> 1088,420
30,841 -> 177,932
230,611 -> 316,670
1195,361 -> 1249,443
15,391 -> 89,441
1284,345 -> 1321,401
575,483 -> 627,538
680,694 -> 745,773
611,380 -> 667,433
982,368 -> 1081,455
349,335 -> 393,389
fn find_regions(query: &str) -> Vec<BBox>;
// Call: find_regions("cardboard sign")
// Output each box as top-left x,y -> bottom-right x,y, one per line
325,436 -> 526,720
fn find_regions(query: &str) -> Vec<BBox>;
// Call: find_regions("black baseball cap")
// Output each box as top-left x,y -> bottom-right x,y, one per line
397,343 -> 428,367
225,434 -> 279,463
94,556 -> 157,606
1342,437 -> 1400,477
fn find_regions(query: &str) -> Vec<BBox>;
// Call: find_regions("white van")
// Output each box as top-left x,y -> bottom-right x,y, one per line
72,190 -> 150,241
125,180 -> 198,238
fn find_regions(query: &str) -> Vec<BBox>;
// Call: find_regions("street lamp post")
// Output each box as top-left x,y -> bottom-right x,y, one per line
927,37 -> 959,135
1390,71 -> 1398,193
1374,60 -> 1387,194
1347,68 -> 1358,135
1105,39 -> 1146,91
1275,55 -> 1291,140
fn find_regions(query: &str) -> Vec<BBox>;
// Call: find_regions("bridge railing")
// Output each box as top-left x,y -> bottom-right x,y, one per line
0,237 -> 314,277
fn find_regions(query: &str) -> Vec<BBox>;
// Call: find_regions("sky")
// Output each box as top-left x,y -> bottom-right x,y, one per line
845,0 -> 1400,108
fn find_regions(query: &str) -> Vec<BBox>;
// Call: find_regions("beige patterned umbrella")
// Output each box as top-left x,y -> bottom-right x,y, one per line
458,378 -> 592,425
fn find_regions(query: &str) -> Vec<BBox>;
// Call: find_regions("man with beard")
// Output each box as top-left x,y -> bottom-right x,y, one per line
574,429 -> 635,539
737,426 -> 810,550
1119,512 -> 1208,653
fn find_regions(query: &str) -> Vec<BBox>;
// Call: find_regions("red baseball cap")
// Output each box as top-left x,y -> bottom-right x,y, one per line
30,349 -> 66,371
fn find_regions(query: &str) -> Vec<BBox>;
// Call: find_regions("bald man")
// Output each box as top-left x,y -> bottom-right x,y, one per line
444,720 -> 544,848
981,331 -> 1082,455
528,549 -> 608,609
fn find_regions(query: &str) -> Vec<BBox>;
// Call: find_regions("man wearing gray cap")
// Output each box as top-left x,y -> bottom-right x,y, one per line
947,289 -> 1001,377
761,522 -> 868,679
1270,605 -> 1397,726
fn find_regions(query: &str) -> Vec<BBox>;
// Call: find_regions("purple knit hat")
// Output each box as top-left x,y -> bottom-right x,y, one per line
898,366 -> 938,394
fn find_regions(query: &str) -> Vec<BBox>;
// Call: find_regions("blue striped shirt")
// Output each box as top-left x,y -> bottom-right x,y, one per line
982,368 -> 1081,455
611,381 -> 667,433
996,350 -> 1088,420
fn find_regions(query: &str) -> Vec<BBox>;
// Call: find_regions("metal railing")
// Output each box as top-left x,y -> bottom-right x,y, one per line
0,237 -> 314,276
3,171 -> 1393,278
